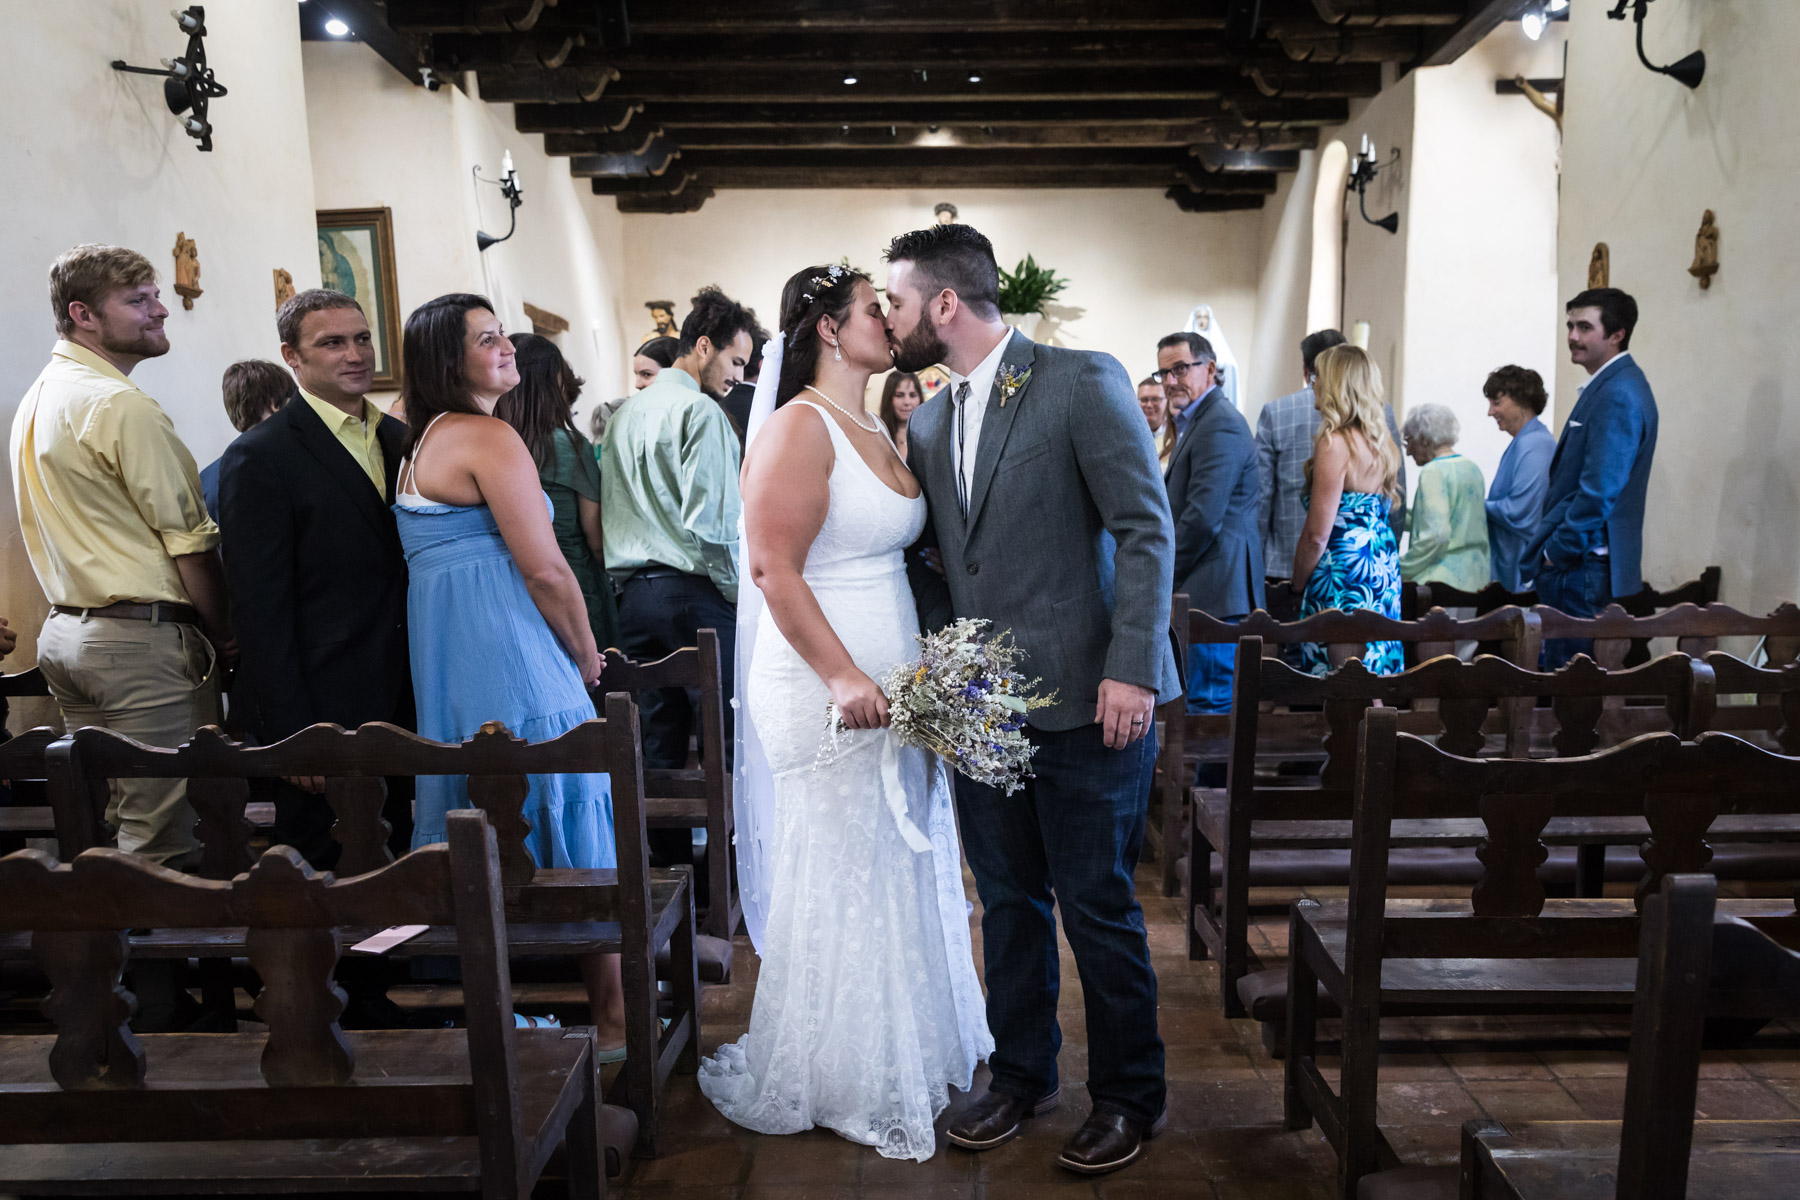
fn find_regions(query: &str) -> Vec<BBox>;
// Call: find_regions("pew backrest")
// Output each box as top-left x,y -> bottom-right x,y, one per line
0,810 -> 534,1155
1536,601 -> 1800,669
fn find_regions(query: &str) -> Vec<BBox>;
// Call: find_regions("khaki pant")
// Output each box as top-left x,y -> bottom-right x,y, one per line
36,611 -> 220,867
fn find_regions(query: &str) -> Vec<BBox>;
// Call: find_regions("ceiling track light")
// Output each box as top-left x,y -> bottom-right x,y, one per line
1607,0 -> 1705,89
843,73 -> 858,85
111,6 -> 227,151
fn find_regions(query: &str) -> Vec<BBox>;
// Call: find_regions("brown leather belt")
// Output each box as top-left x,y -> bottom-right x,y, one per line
53,601 -> 203,627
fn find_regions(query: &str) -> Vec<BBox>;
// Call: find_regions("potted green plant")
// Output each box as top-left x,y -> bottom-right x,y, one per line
997,254 -> 1070,338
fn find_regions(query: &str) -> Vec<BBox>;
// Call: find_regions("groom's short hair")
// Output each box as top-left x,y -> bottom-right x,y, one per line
884,224 -> 1002,320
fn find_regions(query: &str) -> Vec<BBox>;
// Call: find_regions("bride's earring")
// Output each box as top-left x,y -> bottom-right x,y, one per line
833,341 -> 842,362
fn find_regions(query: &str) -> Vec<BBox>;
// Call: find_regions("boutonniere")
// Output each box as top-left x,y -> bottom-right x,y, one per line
998,365 -> 1032,408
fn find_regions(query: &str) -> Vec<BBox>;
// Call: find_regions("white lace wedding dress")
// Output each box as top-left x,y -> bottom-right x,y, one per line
699,399 -> 992,1161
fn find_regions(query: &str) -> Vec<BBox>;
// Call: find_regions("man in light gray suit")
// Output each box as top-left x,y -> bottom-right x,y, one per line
885,223 -> 1181,1177
1155,330 -> 1264,715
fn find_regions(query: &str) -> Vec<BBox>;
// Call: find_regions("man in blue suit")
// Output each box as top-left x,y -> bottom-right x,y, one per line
1525,288 -> 1658,667
1156,331 -> 1264,714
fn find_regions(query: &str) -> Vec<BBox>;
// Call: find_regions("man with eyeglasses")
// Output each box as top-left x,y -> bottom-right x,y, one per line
1155,333 -> 1263,719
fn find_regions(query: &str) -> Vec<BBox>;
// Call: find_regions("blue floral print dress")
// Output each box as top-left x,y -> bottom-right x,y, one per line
1299,490 -> 1405,676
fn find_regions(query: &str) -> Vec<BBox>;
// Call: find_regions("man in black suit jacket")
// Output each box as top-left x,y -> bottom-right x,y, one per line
218,290 -> 414,870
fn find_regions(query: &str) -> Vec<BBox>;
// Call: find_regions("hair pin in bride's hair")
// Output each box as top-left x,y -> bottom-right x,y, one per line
800,262 -> 852,304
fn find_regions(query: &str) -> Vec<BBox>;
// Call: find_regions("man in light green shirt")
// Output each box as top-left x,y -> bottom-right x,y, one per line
602,287 -> 759,886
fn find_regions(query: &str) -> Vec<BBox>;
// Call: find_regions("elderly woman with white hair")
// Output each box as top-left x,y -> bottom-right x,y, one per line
1398,403 -> 1491,590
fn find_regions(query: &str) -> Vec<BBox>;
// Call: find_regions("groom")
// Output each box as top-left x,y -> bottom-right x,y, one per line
886,224 -> 1180,1176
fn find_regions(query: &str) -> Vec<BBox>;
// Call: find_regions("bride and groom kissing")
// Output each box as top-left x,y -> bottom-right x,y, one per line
698,222 -> 1181,1177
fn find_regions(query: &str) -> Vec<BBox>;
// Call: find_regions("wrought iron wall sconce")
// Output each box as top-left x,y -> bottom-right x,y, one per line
475,152 -> 524,252
1347,135 -> 1400,235
1607,0 -> 1705,89
111,6 -> 228,151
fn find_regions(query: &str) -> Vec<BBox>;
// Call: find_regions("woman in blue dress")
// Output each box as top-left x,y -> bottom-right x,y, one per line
1288,344 -> 1406,676
393,293 -> 624,1055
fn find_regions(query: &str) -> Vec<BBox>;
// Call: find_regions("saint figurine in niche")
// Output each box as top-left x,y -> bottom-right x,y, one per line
645,299 -> 677,343
934,203 -> 959,225
1587,243 -> 1610,291
1688,210 -> 1719,289
273,267 -> 296,311
172,233 -> 203,310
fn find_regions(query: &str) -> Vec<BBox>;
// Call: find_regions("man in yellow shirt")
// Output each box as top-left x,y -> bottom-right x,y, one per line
10,244 -> 233,868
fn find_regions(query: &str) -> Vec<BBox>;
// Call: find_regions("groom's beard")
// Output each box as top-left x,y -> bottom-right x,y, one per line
889,320 -> 949,374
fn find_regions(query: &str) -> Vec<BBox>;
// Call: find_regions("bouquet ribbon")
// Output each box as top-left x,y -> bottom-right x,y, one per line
881,732 -> 934,855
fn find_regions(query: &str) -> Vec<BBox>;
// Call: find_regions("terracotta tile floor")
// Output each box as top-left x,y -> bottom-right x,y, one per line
614,863 -> 1800,1199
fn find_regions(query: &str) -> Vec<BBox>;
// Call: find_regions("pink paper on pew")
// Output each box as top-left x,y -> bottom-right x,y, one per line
348,924 -> 429,955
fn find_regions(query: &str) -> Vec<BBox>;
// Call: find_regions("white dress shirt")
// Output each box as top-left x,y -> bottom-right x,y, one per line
947,327 -> 1015,506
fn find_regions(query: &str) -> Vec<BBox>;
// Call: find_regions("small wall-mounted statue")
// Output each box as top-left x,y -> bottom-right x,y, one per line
273,267 -> 295,310
172,233 -> 203,310
1688,209 -> 1719,289
934,202 -> 959,225
644,299 -> 676,343
1588,242 -> 1610,290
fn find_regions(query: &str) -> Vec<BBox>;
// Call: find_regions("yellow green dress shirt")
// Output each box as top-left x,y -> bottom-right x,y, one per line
301,388 -> 386,495
599,367 -> 742,601
10,340 -> 219,608
1399,452 -> 1491,592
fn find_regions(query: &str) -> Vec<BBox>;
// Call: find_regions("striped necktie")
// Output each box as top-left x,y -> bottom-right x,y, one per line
953,380 -> 972,517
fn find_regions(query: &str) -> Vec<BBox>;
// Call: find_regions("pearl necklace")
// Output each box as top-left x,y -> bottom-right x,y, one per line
804,385 -> 881,434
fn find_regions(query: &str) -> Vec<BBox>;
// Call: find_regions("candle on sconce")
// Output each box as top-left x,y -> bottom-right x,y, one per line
502,149 -> 515,177
1351,321 -> 1371,350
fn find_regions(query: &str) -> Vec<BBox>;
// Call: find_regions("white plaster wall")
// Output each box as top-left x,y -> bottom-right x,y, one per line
615,188 -> 1264,403
1559,0 -> 1800,612
302,43 -> 631,425
0,0 -> 320,703
1403,28 -> 1564,489
1246,25 -> 1563,510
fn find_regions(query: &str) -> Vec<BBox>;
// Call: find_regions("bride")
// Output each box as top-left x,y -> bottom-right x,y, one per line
697,263 -> 992,1160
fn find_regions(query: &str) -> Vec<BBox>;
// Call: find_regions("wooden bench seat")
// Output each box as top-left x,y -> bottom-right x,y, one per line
0,809 -> 612,1198
1284,722 -> 1800,1199
42,695 -> 700,1158
1189,645 -> 1713,1014
1455,874 -> 1800,1200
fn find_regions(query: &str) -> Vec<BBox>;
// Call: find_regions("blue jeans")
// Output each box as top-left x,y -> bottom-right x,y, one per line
1186,616 -> 1248,715
1537,552 -> 1613,669
954,722 -> 1165,1124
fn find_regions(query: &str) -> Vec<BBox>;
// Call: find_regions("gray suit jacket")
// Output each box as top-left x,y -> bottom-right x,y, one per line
1165,387 -> 1265,618
907,330 -> 1182,731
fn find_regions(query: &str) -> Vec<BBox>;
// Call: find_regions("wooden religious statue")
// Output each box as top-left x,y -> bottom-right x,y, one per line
1587,242 -> 1610,290
644,299 -> 676,343
934,202 -> 959,225
272,267 -> 295,310
1688,210 -> 1719,289
172,233 -> 203,310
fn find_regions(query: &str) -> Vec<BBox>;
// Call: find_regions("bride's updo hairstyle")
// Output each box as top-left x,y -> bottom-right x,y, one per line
775,262 -> 872,406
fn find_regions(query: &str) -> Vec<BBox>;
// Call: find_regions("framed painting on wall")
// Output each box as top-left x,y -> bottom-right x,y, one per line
316,206 -> 402,389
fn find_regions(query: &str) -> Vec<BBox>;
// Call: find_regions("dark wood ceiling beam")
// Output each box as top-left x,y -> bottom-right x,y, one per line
1422,0 -> 1534,65
567,138 -> 681,177
515,100 -> 643,134
432,30 -> 1261,69
1307,0 -> 1466,26
1165,188 -> 1267,212
612,166 -> 1196,189
1270,23 -> 1427,62
1191,146 -> 1303,172
387,0 -> 556,34
591,66 -> 1377,104
617,188 -> 715,214
553,123 -> 1221,153
474,65 -> 617,103
543,127 -> 666,156
607,98 -> 1349,129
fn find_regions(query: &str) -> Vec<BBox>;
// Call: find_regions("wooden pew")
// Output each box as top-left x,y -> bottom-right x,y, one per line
0,809 -> 610,1198
1707,650 -> 1800,752
1457,872 -> 1800,1200
1400,566 -> 1721,622
1151,602 -> 1540,895
1189,643 -> 1711,1018
0,727 -> 60,851
1282,713 -> 1800,1199
598,632 -> 738,946
35,693 -> 698,1157
1536,600 -> 1800,669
